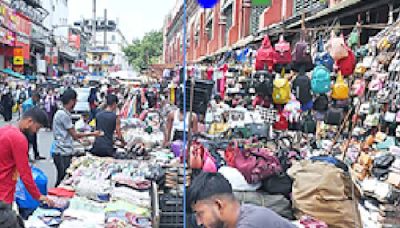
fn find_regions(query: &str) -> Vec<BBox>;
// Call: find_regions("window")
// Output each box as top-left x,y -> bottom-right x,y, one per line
250,5 -> 267,35
224,4 -> 233,46
206,20 -> 213,41
112,35 -> 116,42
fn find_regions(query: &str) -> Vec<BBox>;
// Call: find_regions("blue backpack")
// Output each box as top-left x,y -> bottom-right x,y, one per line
314,36 -> 334,72
311,65 -> 331,94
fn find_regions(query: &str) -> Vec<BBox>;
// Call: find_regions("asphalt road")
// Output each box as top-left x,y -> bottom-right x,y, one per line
0,115 -> 57,188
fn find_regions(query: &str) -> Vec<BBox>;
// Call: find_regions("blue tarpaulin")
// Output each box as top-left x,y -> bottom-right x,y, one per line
1,68 -> 26,80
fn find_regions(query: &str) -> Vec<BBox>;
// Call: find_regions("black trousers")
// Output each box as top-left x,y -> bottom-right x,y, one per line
27,133 -> 39,158
53,154 -> 72,186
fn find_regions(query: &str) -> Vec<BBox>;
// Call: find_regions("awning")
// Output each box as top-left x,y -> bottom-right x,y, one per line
1,68 -> 26,79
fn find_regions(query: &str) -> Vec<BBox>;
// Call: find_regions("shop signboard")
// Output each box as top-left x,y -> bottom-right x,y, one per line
13,47 -> 23,66
0,3 -> 17,46
45,46 -> 58,65
15,13 -> 31,60
68,33 -> 81,50
36,59 -> 46,73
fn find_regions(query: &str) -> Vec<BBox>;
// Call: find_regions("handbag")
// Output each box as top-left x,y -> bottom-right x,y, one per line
234,147 -> 282,184
324,108 -> 344,126
225,141 -> 239,167
188,141 -> 205,169
273,112 -> 289,131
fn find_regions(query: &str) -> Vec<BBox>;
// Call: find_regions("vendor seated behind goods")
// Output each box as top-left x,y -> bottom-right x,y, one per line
91,94 -> 126,157
164,105 -> 198,146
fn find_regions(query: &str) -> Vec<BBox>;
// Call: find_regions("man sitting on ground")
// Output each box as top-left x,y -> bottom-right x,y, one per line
187,172 -> 296,228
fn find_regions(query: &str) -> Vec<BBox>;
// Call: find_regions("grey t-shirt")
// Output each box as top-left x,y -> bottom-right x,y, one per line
237,204 -> 296,228
53,109 -> 74,155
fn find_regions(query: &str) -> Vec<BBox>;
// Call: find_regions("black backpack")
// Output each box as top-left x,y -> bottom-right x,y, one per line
254,71 -> 273,97
292,74 -> 312,104
313,94 -> 329,111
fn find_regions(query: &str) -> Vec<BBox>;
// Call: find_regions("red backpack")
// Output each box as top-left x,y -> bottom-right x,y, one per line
337,46 -> 356,77
255,35 -> 276,71
274,35 -> 292,65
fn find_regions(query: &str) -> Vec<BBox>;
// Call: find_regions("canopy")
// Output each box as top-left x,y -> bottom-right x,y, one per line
1,68 -> 26,80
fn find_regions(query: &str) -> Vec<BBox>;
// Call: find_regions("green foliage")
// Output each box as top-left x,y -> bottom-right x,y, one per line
123,30 -> 163,71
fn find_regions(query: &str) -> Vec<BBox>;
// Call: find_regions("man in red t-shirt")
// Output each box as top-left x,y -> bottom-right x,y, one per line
0,107 -> 52,205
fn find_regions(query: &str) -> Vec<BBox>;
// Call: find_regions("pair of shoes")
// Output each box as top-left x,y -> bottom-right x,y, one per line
35,156 -> 46,160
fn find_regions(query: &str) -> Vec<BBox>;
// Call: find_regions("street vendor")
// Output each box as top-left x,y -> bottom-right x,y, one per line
0,107 -> 53,206
91,94 -> 126,157
53,89 -> 103,186
188,172 -> 296,228
164,105 -> 198,146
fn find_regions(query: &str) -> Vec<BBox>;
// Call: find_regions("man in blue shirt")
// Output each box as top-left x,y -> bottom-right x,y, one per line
22,92 -> 46,160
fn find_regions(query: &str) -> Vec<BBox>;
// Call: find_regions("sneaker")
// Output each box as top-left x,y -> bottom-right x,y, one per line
35,156 -> 46,160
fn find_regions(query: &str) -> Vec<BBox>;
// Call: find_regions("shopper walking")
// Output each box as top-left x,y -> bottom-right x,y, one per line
44,89 -> 57,130
88,87 -> 99,122
0,107 -> 53,206
188,172 -> 296,228
21,92 -> 45,160
0,86 -> 13,122
53,89 -> 102,186
91,94 -> 126,157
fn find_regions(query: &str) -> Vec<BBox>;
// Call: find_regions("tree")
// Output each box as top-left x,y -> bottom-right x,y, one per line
123,30 -> 163,71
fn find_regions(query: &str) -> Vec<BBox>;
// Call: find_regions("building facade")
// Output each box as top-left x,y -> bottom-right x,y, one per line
163,0 -> 400,65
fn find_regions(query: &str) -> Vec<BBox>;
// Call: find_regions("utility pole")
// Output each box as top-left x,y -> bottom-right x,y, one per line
92,0 -> 97,47
104,9 -> 107,48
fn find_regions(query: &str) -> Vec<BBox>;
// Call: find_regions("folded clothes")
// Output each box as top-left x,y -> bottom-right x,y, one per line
42,196 -> 70,211
48,188 -> 75,198
32,208 -> 62,218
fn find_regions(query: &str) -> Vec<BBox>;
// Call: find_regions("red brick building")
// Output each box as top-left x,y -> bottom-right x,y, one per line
163,0 -> 400,64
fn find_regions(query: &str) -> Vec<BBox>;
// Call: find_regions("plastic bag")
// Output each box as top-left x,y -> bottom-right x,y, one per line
15,166 -> 48,209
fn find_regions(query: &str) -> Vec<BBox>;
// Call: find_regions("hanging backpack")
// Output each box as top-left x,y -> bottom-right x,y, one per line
274,35 -> 292,65
328,32 -> 348,61
254,71 -> 274,97
314,36 -> 334,72
292,74 -> 312,105
332,72 -> 349,100
255,35 -> 277,71
273,71 -> 291,105
292,36 -> 314,72
274,111 -> 289,131
311,65 -> 331,94
313,94 -> 329,112
337,46 -> 356,77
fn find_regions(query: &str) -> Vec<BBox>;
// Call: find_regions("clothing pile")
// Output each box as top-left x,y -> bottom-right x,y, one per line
25,153 -> 173,227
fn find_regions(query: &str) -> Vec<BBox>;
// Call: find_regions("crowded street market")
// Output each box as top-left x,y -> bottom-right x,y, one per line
1,0 -> 400,227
